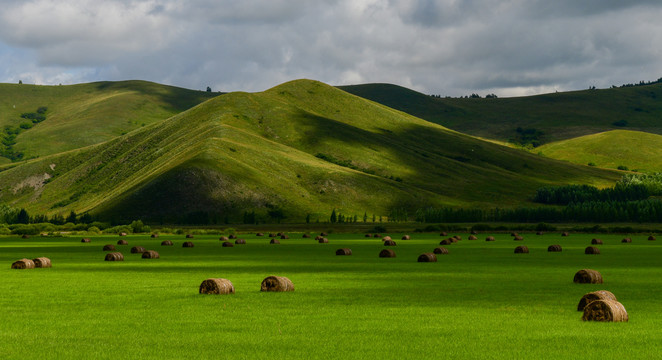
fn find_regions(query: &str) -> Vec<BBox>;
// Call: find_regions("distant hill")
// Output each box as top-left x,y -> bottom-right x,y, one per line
0,79 -> 619,223
536,130 -> 662,173
0,80 -> 218,161
339,82 -> 662,146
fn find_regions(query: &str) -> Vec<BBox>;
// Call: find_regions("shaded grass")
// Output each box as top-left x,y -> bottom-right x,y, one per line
1,232 -> 660,359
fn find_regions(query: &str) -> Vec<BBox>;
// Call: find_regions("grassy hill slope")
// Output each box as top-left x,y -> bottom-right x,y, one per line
537,130 -> 662,173
0,80 -> 218,161
339,82 -> 662,145
0,80 -> 620,223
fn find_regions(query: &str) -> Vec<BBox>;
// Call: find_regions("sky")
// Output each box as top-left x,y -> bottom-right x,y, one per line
0,0 -> 661,97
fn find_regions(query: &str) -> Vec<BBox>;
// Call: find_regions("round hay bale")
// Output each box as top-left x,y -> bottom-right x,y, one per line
260,276 -> 294,292
119,232 -> 127,236
186,234 -> 194,239
219,236 -> 229,241
103,244 -> 116,251
227,234 -> 236,239
142,250 -> 160,259
315,235 -> 323,241
318,238 -> 329,244
117,239 -> 128,245
591,238 -> 603,245
536,231 -> 544,235
577,290 -> 617,311
373,234 -> 381,238
302,234 -> 311,238
382,236 -> 392,241
440,239 -> 452,245
199,278 -> 235,295
234,239 -> 246,245
450,238 -> 458,243
514,245 -> 529,254
364,234 -> 372,238
336,248 -> 352,255
383,240 -> 397,246
280,234 -> 289,239
11,258 -> 35,269
468,235 -> 478,240
182,241 -> 194,248
270,239 -> 280,244
513,235 -> 524,241
440,232 -> 448,236
621,238 -> 632,243
81,238 -> 91,243
417,253 -> 437,262
585,246 -> 600,254
582,299 -> 628,322
562,232 -> 569,237
21,234 -> 29,239
268,233 -> 277,238
104,252 -> 124,261
320,232 -> 328,236
453,235 -> 462,241
433,247 -> 449,255
379,249 -> 396,258
510,232 -> 519,237
161,240 -> 173,246
150,233 -> 159,238
131,246 -> 146,253
401,235 -> 411,240
547,244 -> 562,252
256,232 -> 264,237
32,257 -> 52,268
648,235 -> 656,241
277,232 -> 284,237
485,236 -> 495,242
222,241 -> 234,247
574,269 -> 603,284
470,230 -> 478,235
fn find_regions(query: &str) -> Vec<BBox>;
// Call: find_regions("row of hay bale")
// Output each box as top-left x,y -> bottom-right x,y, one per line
104,249 -> 160,261
199,276 -> 295,295
11,257 -> 51,269
573,269 -> 627,322
514,245 -> 601,254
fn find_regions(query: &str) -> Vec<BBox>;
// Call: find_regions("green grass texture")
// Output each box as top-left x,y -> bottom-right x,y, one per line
1,232 -> 660,359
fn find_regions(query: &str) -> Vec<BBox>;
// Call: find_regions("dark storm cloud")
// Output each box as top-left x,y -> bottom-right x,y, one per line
0,0 -> 661,97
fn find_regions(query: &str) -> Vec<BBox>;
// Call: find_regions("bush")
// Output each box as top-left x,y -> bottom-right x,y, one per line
617,165 -> 629,171
86,226 -> 101,234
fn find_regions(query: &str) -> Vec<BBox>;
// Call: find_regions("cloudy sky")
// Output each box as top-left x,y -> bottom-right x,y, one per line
1,0 -> 661,97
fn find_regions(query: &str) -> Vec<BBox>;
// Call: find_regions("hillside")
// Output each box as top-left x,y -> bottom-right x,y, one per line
0,80 -> 620,223
0,80 -> 218,161
339,82 -> 662,145
537,130 -> 662,173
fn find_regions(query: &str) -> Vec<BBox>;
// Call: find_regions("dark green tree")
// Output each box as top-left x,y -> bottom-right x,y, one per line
16,208 -> 29,224
330,209 -> 337,223
66,210 -> 77,224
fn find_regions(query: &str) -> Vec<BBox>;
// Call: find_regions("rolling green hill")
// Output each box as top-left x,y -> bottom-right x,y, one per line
0,80 -> 218,161
339,82 -> 662,145
0,80 -> 620,223
536,130 -> 662,173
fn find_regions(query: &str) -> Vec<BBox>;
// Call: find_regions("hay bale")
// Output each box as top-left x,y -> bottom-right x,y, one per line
510,232 -> 519,237
268,233 -> 277,237
364,234 -> 372,238
150,233 -> 159,238
621,238 -> 632,243
373,234 -> 381,238
536,231 -> 544,235
547,244 -> 562,252
199,278 -> 235,295
468,235 -> 478,240
256,232 -> 264,236
417,253 -> 437,262
574,269 -> 603,284
382,236 -> 392,241
514,245 -> 529,254
453,235 -> 462,241
336,248 -> 352,255
315,235 -> 323,241
219,236 -> 229,241
131,246 -> 146,253
32,257 -> 52,268
119,232 -> 127,236
260,276 -> 294,292
280,234 -> 289,239
103,244 -> 116,251
440,232 -> 448,236
222,241 -> 234,247
270,239 -> 280,244
277,232 -> 284,237
440,239 -> 452,245
577,290 -> 617,311
582,299 -> 628,322
383,240 -> 397,246
186,234 -> 194,239
320,232 -> 328,236
562,232 -> 569,237
585,246 -> 600,254
379,249 -> 396,258
591,238 -> 603,245
234,239 -> 246,245
81,238 -> 91,243
21,234 -> 29,239
513,235 -> 524,241
401,235 -> 411,240
161,240 -> 173,246
302,234 -> 311,238
142,250 -> 160,259
648,235 -> 656,241
117,239 -> 128,245
433,247 -> 449,255
485,236 -> 495,242
104,252 -> 124,261
182,241 -> 194,248
470,230 -> 478,235
318,238 -> 329,243
11,258 -> 35,269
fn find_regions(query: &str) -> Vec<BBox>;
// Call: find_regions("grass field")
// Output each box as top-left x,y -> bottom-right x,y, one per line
1,232 -> 660,359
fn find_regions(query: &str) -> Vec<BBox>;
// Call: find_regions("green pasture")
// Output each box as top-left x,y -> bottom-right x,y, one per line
1,232 -> 661,359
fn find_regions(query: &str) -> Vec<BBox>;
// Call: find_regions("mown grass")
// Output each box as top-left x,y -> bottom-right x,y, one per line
1,232 -> 660,359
